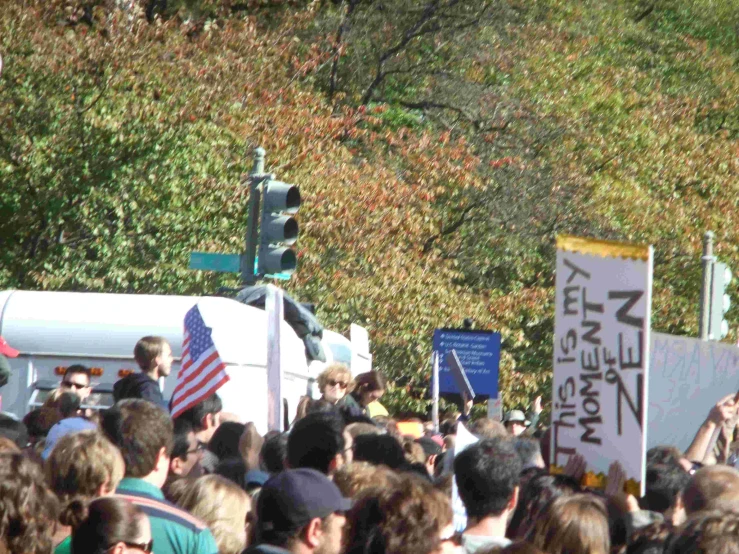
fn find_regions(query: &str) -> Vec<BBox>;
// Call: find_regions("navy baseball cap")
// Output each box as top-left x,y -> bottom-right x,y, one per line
257,468 -> 352,535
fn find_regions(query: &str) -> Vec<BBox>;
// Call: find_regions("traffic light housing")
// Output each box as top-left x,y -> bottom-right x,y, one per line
258,179 -> 301,276
709,261 -> 732,340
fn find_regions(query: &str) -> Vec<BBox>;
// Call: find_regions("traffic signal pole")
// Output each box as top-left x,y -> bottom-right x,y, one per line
699,231 -> 714,341
243,147 -> 266,285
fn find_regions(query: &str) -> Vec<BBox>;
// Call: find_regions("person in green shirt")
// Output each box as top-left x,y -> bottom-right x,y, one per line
101,399 -> 219,554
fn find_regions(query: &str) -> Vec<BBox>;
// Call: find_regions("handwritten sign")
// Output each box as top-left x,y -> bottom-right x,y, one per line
649,332 -> 739,451
551,236 -> 653,495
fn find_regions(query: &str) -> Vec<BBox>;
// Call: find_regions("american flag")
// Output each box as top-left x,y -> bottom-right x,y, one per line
170,304 -> 230,419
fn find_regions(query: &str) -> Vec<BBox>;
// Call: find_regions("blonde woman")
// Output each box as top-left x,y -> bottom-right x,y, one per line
177,475 -> 252,554
45,430 -> 125,554
317,363 -> 354,405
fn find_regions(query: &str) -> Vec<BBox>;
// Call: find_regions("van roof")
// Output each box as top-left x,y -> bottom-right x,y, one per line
0,290 -> 307,369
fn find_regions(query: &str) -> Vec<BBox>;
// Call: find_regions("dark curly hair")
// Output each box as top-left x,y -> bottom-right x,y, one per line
0,453 -> 59,554
345,474 -> 452,554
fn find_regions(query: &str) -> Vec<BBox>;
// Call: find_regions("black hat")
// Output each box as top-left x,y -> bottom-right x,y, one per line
257,468 -> 351,536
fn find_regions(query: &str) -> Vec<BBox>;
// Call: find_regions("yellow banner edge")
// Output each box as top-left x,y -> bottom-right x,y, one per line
556,235 -> 650,261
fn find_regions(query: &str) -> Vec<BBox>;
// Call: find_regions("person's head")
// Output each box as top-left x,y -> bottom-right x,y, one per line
683,465 -> 739,515
0,415 -> 28,449
23,407 -> 61,446
454,437 -> 521,522
333,461 -> 400,499
353,433 -> 406,470
288,411 -> 348,476
345,422 -> 384,440
169,418 -> 203,478
509,473 -> 581,539
0,452 -> 59,554
257,468 -> 350,554
504,410 -> 530,437
665,509 -> 739,553
177,475 -> 251,554
526,494 -> 609,554
317,364 -> 353,404
55,391 -> 82,419
61,364 -> 92,400
208,421 -> 245,461
261,432 -> 289,474
626,522 -> 671,554
470,418 -> 508,439
133,336 -> 173,378
71,497 -> 152,554
101,399 -> 173,487
173,393 -> 222,443
352,371 -> 386,407
642,463 -> 690,519
46,430 -> 125,527
344,474 -> 455,554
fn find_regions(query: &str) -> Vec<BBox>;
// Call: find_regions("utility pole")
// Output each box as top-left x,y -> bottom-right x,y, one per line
242,148 -> 265,285
699,231 -> 714,341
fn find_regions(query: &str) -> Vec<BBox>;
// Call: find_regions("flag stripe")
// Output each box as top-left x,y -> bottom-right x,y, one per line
175,349 -> 219,390
171,373 -> 230,419
171,359 -> 226,405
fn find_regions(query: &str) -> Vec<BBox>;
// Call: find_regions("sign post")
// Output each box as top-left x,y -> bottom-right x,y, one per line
551,235 -> 653,496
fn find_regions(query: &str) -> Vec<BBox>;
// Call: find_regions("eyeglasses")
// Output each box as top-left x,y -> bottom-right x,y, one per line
326,380 -> 348,389
107,540 -> 154,553
61,381 -> 87,390
185,441 -> 207,456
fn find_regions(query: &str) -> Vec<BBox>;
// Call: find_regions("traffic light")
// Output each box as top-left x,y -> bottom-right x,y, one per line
258,179 -> 301,276
709,261 -> 732,340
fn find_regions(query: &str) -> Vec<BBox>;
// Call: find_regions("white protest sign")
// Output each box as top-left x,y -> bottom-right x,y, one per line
266,285 -> 284,432
350,323 -> 372,374
551,235 -> 652,495
487,395 -> 503,421
648,332 -> 739,451
449,423 -> 479,532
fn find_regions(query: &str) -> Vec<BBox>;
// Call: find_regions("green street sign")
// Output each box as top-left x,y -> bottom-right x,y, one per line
189,252 -> 291,280
189,252 -> 241,273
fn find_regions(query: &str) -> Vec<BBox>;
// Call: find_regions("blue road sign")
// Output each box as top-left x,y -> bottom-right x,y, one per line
189,252 -> 241,273
432,329 -> 501,398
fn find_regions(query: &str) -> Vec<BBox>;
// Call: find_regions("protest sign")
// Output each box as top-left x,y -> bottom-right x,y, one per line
433,329 -> 500,398
446,349 -> 476,399
350,323 -> 372,374
448,423 -> 479,532
266,285 -> 284,432
551,235 -> 653,496
487,395 -> 503,421
648,332 -> 739,451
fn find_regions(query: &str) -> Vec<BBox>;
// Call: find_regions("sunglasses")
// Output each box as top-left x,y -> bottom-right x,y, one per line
326,380 -> 348,389
108,540 -> 154,553
62,381 -> 87,390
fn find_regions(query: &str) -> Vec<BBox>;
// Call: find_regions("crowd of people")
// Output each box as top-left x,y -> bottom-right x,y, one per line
1,334 -> 739,553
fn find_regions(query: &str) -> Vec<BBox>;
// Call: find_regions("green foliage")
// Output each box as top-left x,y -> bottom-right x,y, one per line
1,0 -> 738,420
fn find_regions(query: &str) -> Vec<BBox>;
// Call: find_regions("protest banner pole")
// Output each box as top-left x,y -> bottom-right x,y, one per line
699,231 -> 714,341
266,284 -> 284,431
432,351 -> 440,432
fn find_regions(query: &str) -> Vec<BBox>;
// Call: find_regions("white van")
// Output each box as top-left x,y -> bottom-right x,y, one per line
0,290 -> 353,433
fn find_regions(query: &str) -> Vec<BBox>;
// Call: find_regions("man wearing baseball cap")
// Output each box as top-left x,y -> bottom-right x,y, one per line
0,336 -> 19,388
247,468 -> 351,554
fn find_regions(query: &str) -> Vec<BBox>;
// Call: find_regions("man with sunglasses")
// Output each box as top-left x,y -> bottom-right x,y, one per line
60,364 -> 92,402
